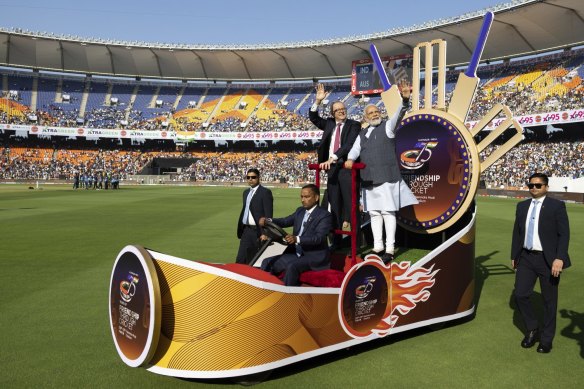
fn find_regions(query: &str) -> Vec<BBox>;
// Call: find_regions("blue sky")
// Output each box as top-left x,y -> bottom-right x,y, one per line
0,0 -> 503,45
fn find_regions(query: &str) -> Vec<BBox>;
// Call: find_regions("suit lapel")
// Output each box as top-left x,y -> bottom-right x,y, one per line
304,207 -> 320,231
325,120 -> 336,143
298,207 -> 320,235
537,197 -> 548,230
250,186 -> 259,205
250,185 -> 262,205
340,120 -> 351,144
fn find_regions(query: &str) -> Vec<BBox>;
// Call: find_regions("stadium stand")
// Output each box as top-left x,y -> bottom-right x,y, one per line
2,123 -> 583,187
2,47 -> 583,131
1,46 -> 584,190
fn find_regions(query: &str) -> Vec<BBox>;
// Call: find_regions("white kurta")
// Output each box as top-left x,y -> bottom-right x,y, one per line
348,103 -> 418,212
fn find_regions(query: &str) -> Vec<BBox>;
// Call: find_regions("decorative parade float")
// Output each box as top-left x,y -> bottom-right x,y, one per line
109,12 -> 523,380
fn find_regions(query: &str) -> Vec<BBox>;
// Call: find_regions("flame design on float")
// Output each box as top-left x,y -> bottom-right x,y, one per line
365,255 -> 439,337
387,261 -> 438,328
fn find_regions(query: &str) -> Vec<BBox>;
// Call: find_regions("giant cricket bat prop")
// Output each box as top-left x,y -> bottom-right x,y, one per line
448,11 -> 494,122
369,43 -> 403,111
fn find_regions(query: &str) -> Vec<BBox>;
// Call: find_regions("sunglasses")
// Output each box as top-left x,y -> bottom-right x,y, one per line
246,175 -> 258,180
527,183 -> 544,189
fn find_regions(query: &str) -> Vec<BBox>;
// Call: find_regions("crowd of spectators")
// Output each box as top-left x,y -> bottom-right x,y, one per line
480,140 -> 584,188
1,49 -> 582,133
36,105 -> 80,127
2,49 -> 584,189
0,135 -> 324,184
0,137 -> 150,181
2,135 -> 583,188
181,151 -> 317,184
0,99 -> 173,131
467,79 -> 583,122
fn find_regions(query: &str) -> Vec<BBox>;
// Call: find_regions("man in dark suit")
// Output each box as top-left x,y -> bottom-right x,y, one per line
260,184 -> 333,286
511,172 -> 571,353
309,84 -> 361,234
236,168 -> 273,264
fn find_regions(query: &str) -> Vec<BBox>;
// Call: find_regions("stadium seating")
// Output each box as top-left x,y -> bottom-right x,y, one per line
1,47 -> 583,133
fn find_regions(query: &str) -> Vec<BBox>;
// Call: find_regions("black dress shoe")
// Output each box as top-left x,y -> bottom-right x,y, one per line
537,343 -> 552,353
521,329 -> 538,348
370,251 -> 384,259
381,253 -> 395,264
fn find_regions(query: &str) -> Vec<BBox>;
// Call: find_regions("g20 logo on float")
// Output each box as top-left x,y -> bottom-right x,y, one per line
120,273 -> 140,302
400,141 -> 438,170
355,276 -> 376,299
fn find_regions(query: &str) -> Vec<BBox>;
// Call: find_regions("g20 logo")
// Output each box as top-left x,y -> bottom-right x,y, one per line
120,273 -> 139,302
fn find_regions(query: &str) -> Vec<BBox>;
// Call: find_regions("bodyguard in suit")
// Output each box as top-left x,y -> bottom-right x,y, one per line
511,172 -> 571,353
260,184 -> 333,286
309,84 -> 361,233
236,168 -> 273,264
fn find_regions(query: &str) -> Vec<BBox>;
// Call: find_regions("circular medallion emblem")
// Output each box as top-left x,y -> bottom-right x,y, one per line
339,261 -> 389,338
395,111 -> 479,233
109,246 -> 161,367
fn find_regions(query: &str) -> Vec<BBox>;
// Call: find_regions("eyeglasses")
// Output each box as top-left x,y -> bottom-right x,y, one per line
246,175 -> 258,180
527,183 -> 544,189
333,109 -> 346,114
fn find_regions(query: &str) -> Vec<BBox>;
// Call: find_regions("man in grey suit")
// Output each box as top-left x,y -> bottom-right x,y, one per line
511,172 -> 571,353
236,168 -> 273,264
260,184 -> 333,286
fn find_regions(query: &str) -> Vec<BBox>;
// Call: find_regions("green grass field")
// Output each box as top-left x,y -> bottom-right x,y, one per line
1,184 -> 582,388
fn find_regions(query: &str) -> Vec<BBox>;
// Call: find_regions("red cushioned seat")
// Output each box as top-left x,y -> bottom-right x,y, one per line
298,254 -> 363,287
207,255 -> 363,288
299,269 -> 346,287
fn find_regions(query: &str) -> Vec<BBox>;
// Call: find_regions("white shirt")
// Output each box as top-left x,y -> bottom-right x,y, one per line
524,196 -> 545,251
328,121 -> 345,161
245,186 -> 259,226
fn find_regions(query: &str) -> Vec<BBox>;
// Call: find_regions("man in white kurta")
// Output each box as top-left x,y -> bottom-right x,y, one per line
345,82 -> 418,262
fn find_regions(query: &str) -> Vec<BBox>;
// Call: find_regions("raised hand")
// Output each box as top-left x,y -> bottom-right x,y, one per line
398,78 -> 412,100
315,83 -> 327,104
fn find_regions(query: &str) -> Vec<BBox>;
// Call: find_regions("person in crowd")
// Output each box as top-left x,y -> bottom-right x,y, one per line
511,172 -> 571,354
73,171 -> 79,189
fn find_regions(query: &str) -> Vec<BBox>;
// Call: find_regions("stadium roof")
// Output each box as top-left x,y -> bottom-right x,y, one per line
0,0 -> 582,81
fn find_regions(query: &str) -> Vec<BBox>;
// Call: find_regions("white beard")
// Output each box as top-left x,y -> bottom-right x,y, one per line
367,118 -> 382,127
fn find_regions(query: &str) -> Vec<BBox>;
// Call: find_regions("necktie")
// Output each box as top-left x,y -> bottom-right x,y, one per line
296,211 -> 310,257
298,211 -> 310,236
242,189 -> 254,224
525,200 -> 539,249
332,123 -> 341,153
